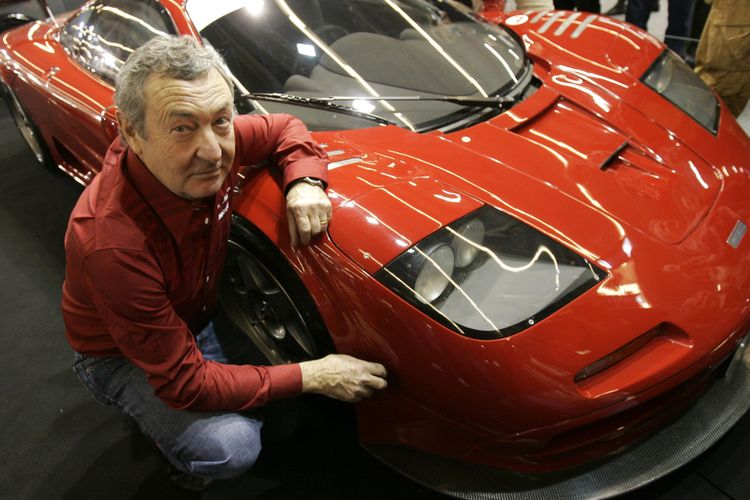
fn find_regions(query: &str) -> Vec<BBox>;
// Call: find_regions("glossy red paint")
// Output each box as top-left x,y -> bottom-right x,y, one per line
2,1 -> 750,479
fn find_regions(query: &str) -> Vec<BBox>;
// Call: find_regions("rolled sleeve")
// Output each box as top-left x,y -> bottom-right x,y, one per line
233,114 -> 328,191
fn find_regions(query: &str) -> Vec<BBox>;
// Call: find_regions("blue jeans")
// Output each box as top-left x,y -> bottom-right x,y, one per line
73,321 -> 263,479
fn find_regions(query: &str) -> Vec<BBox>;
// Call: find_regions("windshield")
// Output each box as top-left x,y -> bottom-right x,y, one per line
186,0 -> 527,131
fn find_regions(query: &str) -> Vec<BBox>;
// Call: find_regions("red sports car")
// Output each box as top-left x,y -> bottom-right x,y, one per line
2,0 -> 750,497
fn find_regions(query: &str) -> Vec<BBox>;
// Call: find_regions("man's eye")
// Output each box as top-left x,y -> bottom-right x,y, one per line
173,125 -> 189,133
215,116 -> 231,127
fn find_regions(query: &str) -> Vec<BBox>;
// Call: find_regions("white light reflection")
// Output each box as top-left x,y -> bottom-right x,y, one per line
528,128 -> 588,160
557,65 -> 628,90
352,191 -> 498,331
352,99 -> 376,114
390,148 -> 593,259
635,294 -> 652,308
27,23 -> 40,40
274,0 -> 416,131
622,237 -> 632,257
435,190 -> 462,203
483,43 -> 518,84
32,42 -> 54,54
244,0 -> 265,16
379,265 -> 466,334
576,183 -> 627,238
100,6 -> 168,36
348,208 -> 466,333
413,244 -> 500,331
688,160 -> 710,189
188,0 -> 245,30
102,51 -> 118,69
296,43 -> 316,57
379,187 -> 564,322
383,0 -> 488,97
597,282 -> 641,296
551,74 -> 611,112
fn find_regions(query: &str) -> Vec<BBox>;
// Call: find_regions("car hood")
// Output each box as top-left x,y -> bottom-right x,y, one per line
320,87 -> 720,274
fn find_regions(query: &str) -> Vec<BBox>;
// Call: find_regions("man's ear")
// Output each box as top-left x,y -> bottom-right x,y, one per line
116,110 -> 144,155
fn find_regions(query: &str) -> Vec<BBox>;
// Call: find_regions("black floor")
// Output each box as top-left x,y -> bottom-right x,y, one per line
1,3 -> 750,499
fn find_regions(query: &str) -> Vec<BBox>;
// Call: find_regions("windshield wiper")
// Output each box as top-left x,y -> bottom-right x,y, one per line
308,94 -> 519,108
237,92 -> 398,126
244,92 -> 517,110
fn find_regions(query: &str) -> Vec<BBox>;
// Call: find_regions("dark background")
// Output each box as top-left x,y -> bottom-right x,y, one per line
0,1 -> 749,499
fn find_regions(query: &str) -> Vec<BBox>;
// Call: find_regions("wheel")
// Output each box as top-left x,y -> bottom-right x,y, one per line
219,217 -> 333,365
1,84 -> 54,169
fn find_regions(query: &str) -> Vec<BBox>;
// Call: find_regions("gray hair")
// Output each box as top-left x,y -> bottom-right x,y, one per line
115,35 -> 233,138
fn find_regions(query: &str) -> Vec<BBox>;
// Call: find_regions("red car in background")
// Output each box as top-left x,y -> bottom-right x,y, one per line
2,1 -> 750,497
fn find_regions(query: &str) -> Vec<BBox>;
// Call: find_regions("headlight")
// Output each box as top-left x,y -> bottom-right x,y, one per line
642,50 -> 719,133
375,206 -> 607,340
414,244 -> 455,303
452,218 -> 485,268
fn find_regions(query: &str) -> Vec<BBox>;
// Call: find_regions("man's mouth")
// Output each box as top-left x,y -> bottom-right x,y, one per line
192,167 -> 222,178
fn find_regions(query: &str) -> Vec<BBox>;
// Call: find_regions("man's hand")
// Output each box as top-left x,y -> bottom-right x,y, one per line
299,354 -> 388,403
286,182 -> 332,246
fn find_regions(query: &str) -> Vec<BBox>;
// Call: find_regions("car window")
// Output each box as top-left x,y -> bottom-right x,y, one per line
61,0 -> 177,85
188,0 -> 528,132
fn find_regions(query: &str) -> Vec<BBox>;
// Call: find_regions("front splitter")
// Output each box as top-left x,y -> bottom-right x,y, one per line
363,343 -> 750,500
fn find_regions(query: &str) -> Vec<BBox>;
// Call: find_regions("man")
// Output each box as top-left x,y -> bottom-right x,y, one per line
695,0 -> 750,117
553,0 -> 601,13
626,0 -> 697,59
61,35 -> 387,489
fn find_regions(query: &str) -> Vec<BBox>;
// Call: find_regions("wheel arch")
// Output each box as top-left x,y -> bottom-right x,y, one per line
228,214 -> 338,357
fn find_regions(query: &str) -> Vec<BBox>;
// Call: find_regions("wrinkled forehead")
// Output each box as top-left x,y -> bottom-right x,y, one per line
142,69 -> 234,118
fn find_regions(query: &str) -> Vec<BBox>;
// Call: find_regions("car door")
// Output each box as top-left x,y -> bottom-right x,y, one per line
48,0 -> 177,179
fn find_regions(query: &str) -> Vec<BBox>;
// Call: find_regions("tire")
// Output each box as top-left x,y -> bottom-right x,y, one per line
1,84 -> 54,170
219,216 -> 334,365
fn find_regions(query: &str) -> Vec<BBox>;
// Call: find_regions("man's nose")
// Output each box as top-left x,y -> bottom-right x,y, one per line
196,127 -> 222,164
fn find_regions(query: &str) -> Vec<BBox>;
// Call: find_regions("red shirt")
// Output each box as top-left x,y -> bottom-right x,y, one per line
62,114 -> 327,411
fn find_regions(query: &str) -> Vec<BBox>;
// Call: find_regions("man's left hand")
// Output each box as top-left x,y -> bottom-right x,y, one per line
286,182 -> 332,246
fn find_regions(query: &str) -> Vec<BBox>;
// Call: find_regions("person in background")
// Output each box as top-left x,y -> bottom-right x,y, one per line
553,0 -> 600,13
605,0 -> 659,17
516,0 -> 555,9
626,0 -> 697,59
694,0 -> 750,117
605,0 -> 627,16
475,0 -> 554,12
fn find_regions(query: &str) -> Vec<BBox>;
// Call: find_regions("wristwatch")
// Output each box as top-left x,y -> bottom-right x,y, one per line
292,176 -> 326,189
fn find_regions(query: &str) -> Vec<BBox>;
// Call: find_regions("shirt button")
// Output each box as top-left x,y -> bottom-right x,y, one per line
205,275 -> 210,283
202,305 -> 207,312
204,217 -> 209,225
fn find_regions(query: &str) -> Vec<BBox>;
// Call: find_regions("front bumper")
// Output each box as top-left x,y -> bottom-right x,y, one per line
364,335 -> 750,499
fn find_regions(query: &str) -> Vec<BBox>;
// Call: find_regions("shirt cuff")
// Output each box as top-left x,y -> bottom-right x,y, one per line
282,158 -> 329,193
267,363 -> 303,399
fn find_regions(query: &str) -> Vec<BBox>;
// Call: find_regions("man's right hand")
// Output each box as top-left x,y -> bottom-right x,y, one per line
299,354 -> 388,403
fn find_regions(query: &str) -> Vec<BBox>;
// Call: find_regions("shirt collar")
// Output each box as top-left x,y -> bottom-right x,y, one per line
124,148 -> 207,243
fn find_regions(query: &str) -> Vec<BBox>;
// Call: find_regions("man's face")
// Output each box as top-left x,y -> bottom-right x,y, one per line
119,68 -> 235,201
